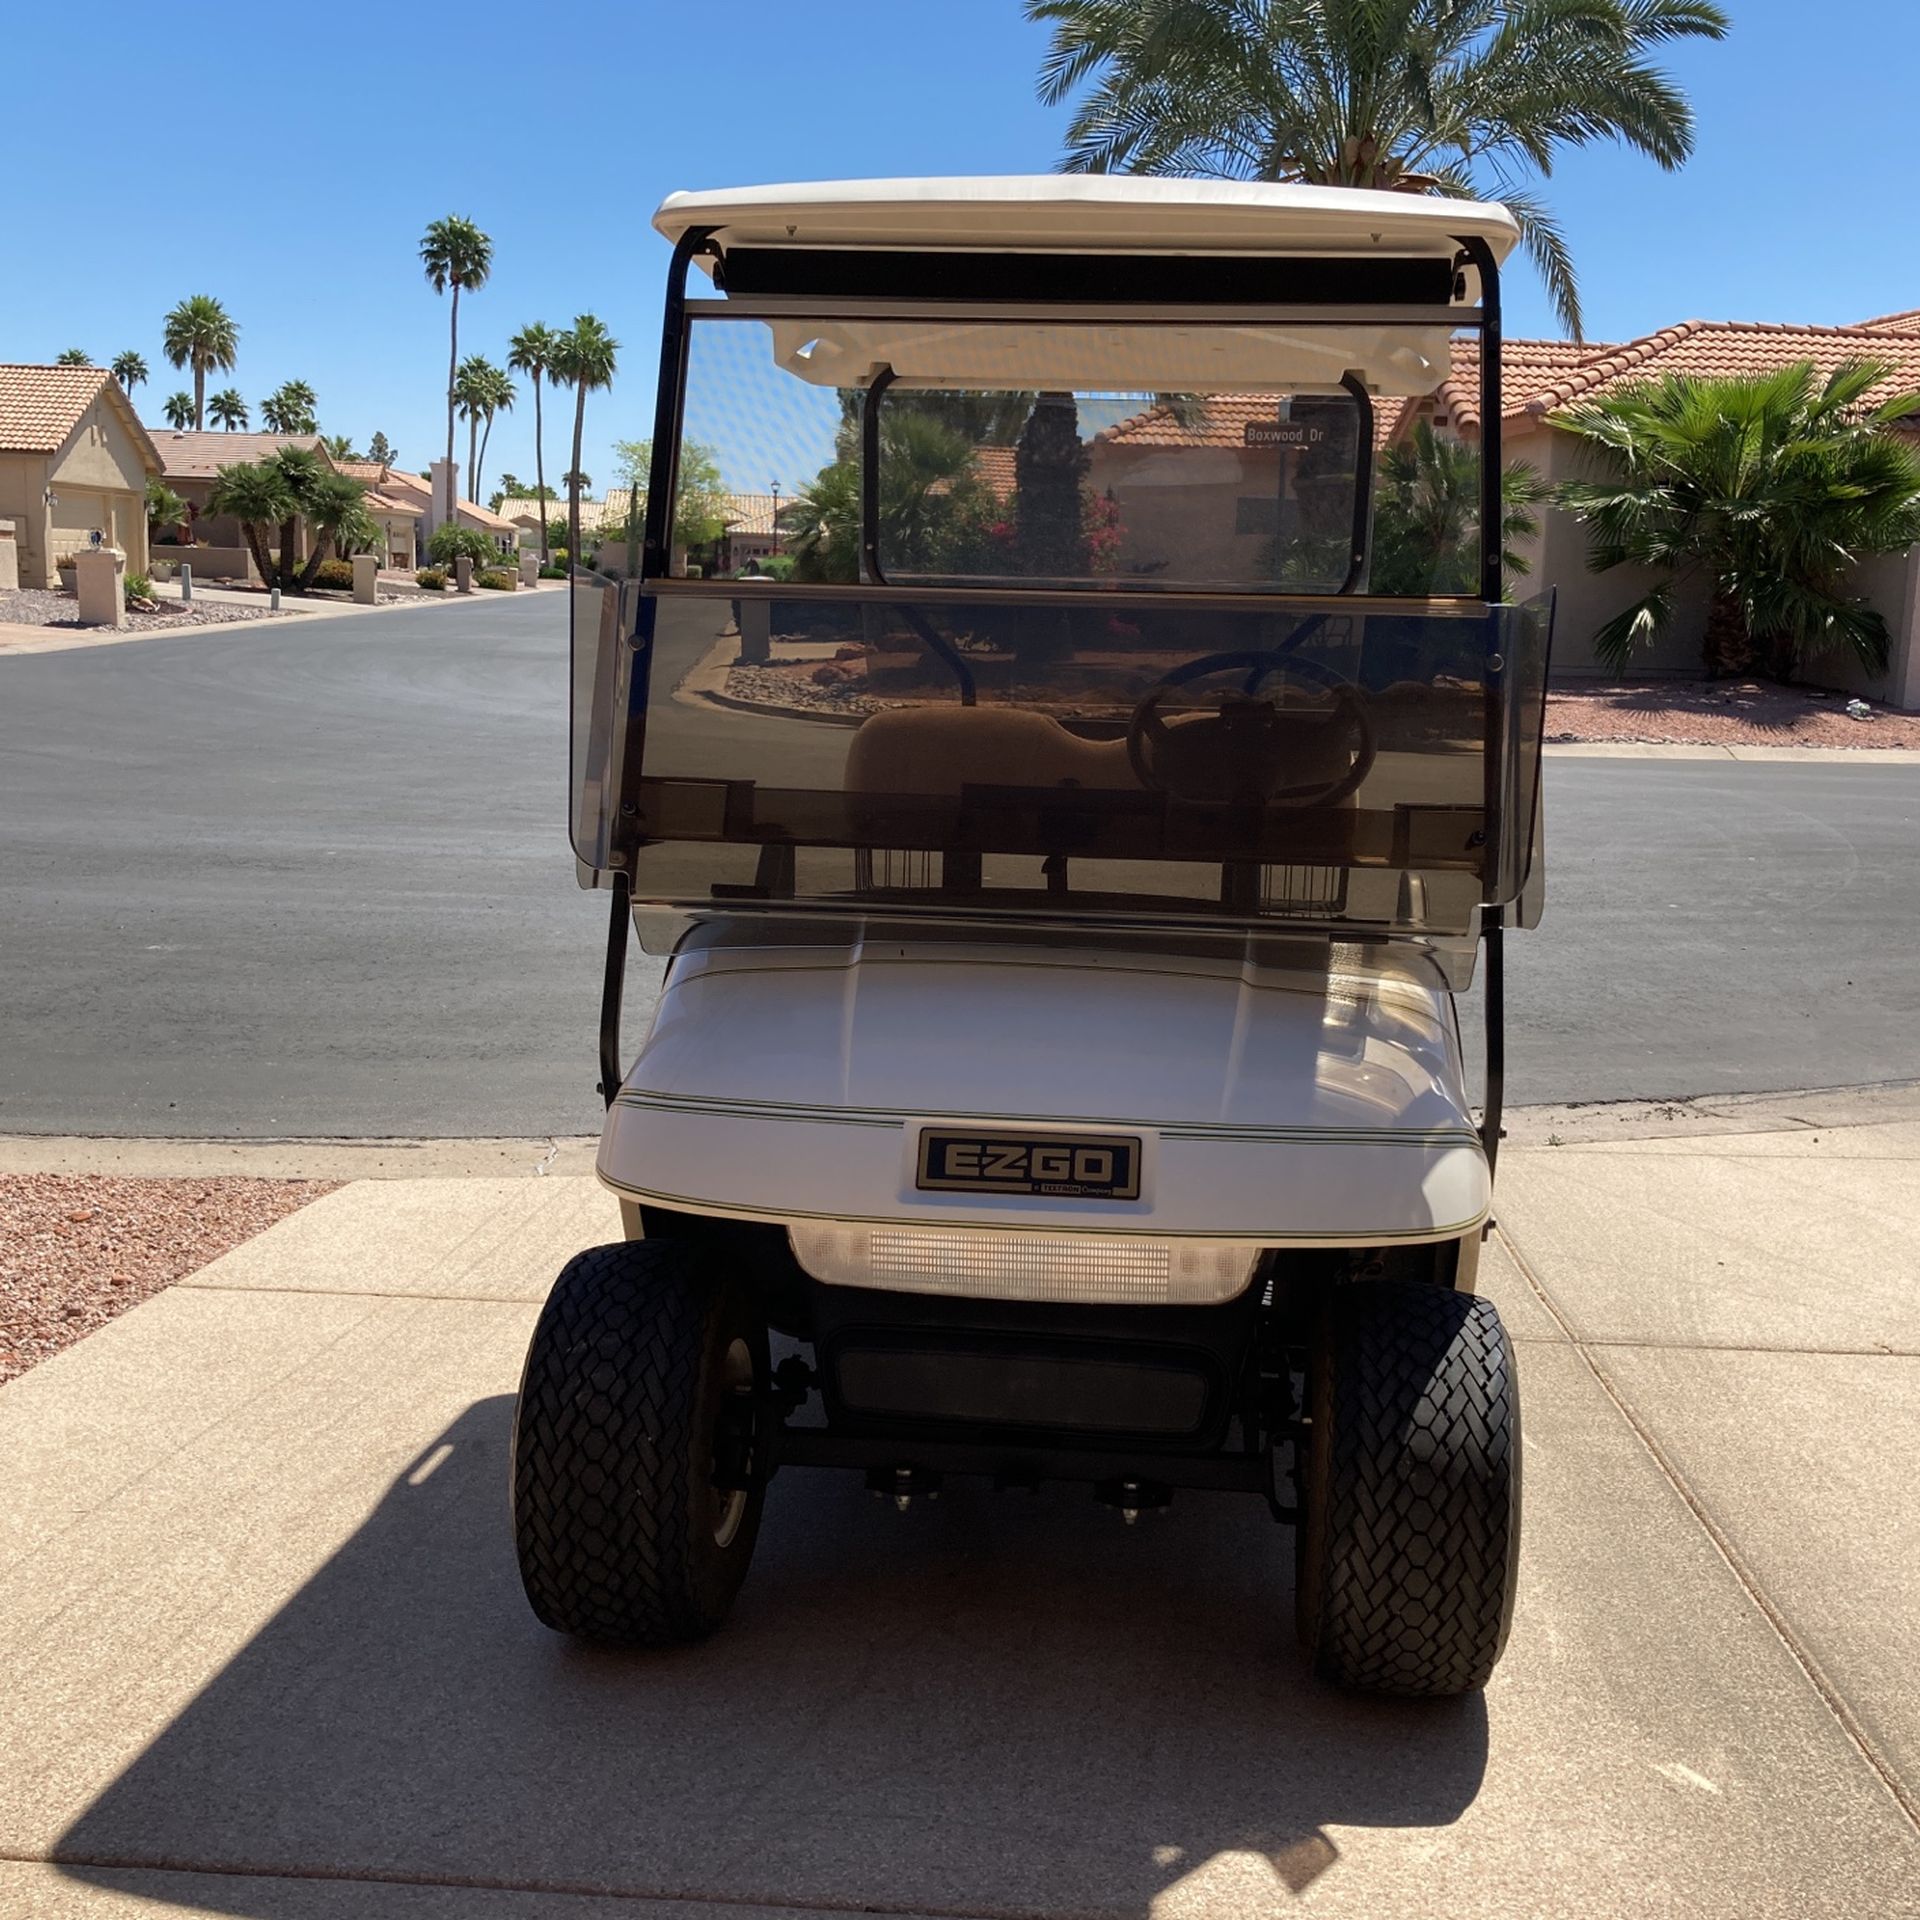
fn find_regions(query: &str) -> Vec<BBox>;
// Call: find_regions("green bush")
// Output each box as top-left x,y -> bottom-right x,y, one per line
309,559 -> 356,590
538,563 -> 568,579
551,547 -> 569,568
474,568 -> 514,591
415,567 -> 448,591
124,572 -> 153,600
427,522 -> 498,567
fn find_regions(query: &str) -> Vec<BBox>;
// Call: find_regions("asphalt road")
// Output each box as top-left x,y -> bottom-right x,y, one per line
3,592 -> 1917,1138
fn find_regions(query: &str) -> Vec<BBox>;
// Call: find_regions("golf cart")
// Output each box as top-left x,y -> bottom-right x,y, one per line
516,177 -> 1551,1696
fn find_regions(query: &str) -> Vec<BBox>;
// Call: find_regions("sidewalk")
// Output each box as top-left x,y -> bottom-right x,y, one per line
0,1096 -> 1916,1917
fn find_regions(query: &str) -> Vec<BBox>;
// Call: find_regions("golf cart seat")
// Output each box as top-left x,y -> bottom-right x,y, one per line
843,706 -> 1143,798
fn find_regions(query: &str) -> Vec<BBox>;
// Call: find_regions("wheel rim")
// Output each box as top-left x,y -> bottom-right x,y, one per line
711,1336 -> 754,1549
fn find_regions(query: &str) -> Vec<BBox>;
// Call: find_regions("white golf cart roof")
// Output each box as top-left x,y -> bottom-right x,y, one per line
653,175 -> 1519,266
654,178 -> 1515,400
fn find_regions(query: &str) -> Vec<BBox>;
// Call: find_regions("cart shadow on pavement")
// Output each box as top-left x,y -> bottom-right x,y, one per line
55,1396 -> 1488,1916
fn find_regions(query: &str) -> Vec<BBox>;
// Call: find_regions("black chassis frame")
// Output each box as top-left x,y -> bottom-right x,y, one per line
588,226 -> 1513,1507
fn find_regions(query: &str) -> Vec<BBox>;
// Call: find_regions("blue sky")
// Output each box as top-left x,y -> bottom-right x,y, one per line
7,0 -> 1917,497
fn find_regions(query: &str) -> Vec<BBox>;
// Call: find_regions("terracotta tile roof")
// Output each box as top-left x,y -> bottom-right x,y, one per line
1095,392 -> 1407,454
0,363 -> 162,470
719,491 -> 783,536
0,363 -> 112,452
333,459 -> 390,483
1429,336 -> 1617,432
459,498 -> 518,532
1516,319 -> 1920,421
378,468 -> 431,498
970,446 -> 1018,497
365,488 -> 422,518
153,430 -> 324,479
1855,309 -> 1920,335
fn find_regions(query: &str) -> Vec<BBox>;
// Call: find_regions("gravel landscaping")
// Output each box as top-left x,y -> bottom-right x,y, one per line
0,586 -> 283,633
0,1174 -> 336,1385
1545,679 -> 1920,749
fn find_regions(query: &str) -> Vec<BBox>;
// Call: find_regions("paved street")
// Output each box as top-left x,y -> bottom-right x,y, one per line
2,593 -> 1918,1137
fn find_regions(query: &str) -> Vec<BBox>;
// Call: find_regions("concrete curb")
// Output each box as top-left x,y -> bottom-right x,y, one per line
1545,740 -> 1920,763
10,1081 -> 1920,1177
0,1134 -> 602,1179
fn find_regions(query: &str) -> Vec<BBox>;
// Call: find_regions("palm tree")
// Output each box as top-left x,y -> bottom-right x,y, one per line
1367,421 -> 1545,595
161,295 -> 239,429
261,381 -> 318,434
508,322 -> 560,561
292,471 -> 373,590
420,215 -> 494,504
497,471 -> 523,499
454,356 -> 492,503
56,348 -> 91,365
1025,0 -> 1728,338
112,351 -> 148,395
1556,361 -> 1920,678
321,433 -> 359,461
561,469 -> 590,493
551,316 -> 618,563
208,389 -> 249,431
474,363 -> 515,506
207,458 -> 295,586
163,392 -> 195,430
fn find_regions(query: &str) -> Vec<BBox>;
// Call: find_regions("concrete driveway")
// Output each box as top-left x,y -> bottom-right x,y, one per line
2,1091 -> 1917,1918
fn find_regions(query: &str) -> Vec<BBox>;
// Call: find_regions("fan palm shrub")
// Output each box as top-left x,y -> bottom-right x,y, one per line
163,391 -> 195,429
112,351 -> 148,394
1026,0 -> 1728,337
208,389 -> 249,430
1555,361 -> 1920,678
162,295 -> 239,429
1369,421 -> 1546,595
56,348 -> 91,365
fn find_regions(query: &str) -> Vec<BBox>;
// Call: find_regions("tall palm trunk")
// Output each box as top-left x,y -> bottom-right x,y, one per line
467,414 -> 480,508
193,360 -> 206,431
276,512 -> 299,592
476,408 -> 495,506
239,518 -> 275,587
1703,591 -> 1752,677
568,385 -> 586,568
444,284 -> 461,515
531,373 -> 548,562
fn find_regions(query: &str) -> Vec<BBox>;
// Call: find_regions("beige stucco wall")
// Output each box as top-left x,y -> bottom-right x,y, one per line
0,452 -> 55,586
48,393 -> 152,577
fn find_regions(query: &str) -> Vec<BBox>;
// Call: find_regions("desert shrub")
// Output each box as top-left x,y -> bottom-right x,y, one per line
415,567 -> 448,591
538,563 -> 567,579
474,568 -> 514,591
309,559 -> 356,590
427,522 -> 497,567
124,572 -> 152,599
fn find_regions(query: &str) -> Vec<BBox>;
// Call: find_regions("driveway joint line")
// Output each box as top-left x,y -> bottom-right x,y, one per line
1493,1223 -> 1920,1833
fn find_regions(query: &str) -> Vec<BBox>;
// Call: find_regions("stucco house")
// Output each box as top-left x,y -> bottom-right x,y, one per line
332,461 -> 425,569
0,363 -> 162,586
1382,312 -> 1920,700
151,430 -> 331,576
382,468 -> 517,553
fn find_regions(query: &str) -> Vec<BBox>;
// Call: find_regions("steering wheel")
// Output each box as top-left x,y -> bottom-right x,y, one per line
1125,648 -> 1376,808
